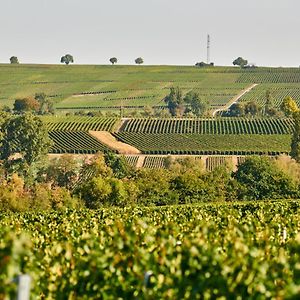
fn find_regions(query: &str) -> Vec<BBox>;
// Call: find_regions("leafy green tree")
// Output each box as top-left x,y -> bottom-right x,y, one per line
228,103 -> 244,117
35,93 -> 54,114
135,169 -> 177,205
264,90 -> 278,116
234,156 -> 298,200
104,152 -> 133,179
79,176 -> 129,208
244,101 -> 260,116
184,91 -> 207,116
10,56 -> 19,64
0,113 -> 52,168
233,57 -> 248,68
291,111 -> 300,162
13,97 -> 39,112
280,96 -> 298,116
135,57 -> 144,65
164,87 -> 184,116
39,155 -> 80,189
60,54 -> 74,65
109,57 -> 117,65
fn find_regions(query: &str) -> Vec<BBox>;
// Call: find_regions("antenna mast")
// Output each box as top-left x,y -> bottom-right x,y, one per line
207,34 -> 210,64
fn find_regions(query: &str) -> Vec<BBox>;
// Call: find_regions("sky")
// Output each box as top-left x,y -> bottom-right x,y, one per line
0,0 -> 299,67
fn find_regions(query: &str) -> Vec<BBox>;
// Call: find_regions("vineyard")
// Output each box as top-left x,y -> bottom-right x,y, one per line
236,68 -> 300,83
48,131 -> 113,154
238,83 -> 300,107
113,133 -> 291,155
43,116 -> 119,132
119,117 -> 294,134
1,201 -> 299,299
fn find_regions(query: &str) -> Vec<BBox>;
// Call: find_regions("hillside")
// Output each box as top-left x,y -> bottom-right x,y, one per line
1,64 -> 300,114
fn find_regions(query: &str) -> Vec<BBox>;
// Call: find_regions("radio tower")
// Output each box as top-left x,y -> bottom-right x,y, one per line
207,34 -> 210,64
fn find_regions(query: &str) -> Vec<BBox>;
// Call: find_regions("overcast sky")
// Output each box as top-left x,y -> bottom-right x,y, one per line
0,0 -> 299,67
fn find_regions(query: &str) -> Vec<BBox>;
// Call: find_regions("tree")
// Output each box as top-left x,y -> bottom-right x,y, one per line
164,87 -> 184,116
35,93 -> 54,114
264,90 -> 278,116
0,113 -> 52,168
39,155 -> 81,189
109,57 -> 117,65
227,103 -> 244,117
233,57 -> 248,68
10,56 -> 19,64
291,111 -> 300,162
135,57 -> 144,65
280,96 -> 298,116
60,54 -> 74,65
244,101 -> 260,116
104,152 -> 133,179
13,97 -> 39,112
234,156 -> 298,200
184,91 -> 207,116
195,62 -> 214,67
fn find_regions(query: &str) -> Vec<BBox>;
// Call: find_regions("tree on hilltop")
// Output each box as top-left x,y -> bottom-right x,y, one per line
10,56 -> 19,64
110,57 -> 118,65
135,57 -> 144,65
233,57 -> 248,68
60,54 -> 74,65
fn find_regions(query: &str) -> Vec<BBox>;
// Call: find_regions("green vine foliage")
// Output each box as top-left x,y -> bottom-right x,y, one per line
0,201 -> 300,299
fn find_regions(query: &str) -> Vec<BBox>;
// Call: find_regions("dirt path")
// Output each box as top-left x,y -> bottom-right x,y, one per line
212,84 -> 258,117
89,131 -> 141,154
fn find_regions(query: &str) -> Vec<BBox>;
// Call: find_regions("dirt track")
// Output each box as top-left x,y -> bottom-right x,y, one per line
212,84 -> 258,116
89,131 -> 141,154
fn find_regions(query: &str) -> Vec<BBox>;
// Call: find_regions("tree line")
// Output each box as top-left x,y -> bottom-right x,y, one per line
1,111 -> 300,212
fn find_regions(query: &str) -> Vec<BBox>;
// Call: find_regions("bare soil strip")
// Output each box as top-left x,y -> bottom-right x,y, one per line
212,84 -> 258,117
89,131 -> 141,154
136,155 -> 145,168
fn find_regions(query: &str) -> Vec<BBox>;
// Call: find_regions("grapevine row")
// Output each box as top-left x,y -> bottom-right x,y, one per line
43,117 -> 119,132
49,131 -> 113,154
113,133 -> 290,155
119,118 -> 294,135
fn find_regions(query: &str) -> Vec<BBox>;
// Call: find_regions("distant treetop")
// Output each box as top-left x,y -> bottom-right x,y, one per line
10,56 -> 19,64
110,57 -> 118,65
233,57 -> 248,68
135,57 -> 144,65
195,62 -> 214,67
61,54 -> 74,65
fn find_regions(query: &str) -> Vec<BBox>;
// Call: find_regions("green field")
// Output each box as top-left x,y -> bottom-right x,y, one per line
1,201 -> 299,299
2,64 -> 300,113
